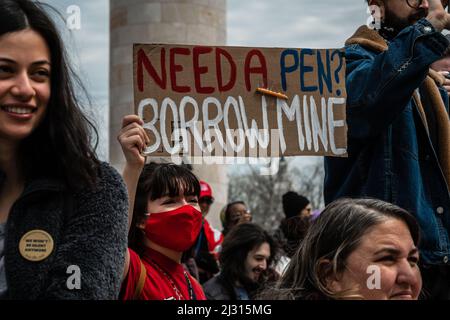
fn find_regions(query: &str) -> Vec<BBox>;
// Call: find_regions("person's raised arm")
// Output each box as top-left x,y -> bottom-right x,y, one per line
117,115 -> 149,231
345,0 -> 450,140
117,114 -> 149,281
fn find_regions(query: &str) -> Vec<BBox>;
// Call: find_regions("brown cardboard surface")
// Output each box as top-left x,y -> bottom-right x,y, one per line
133,44 -> 347,158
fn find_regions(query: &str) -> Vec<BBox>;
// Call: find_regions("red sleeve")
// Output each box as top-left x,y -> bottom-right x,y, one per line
203,219 -> 224,253
119,248 -> 142,300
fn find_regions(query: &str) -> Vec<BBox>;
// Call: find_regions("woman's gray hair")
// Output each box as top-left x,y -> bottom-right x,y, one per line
259,198 -> 420,300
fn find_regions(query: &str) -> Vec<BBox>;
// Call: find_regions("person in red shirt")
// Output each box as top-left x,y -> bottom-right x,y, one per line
198,181 -> 223,255
191,181 -> 224,283
117,115 -> 206,300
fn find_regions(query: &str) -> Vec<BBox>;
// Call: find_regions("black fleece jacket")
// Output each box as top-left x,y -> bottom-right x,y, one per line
1,162 -> 128,300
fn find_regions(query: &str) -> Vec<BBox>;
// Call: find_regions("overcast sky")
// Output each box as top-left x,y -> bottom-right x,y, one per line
228,0 -> 368,48
42,0 -> 369,161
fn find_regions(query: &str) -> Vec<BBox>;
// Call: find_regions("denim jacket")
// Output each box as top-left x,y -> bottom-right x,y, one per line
324,19 -> 450,265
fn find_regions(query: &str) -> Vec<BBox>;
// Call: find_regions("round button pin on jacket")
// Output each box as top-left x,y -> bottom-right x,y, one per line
19,230 -> 54,262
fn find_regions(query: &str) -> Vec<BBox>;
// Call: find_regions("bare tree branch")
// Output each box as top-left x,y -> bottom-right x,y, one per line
228,158 -> 325,231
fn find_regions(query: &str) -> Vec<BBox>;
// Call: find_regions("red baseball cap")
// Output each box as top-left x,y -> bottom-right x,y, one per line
199,180 -> 214,200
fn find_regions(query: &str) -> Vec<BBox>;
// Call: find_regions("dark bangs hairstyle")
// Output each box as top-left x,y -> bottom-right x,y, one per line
129,162 -> 201,255
1,0 -> 99,189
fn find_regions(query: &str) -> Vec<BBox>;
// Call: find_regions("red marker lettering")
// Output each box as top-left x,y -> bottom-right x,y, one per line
193,46 -> 214,94
137,48 -> 166,92
170,47 -> 191,93
244,50 -> 267,91
216,48 -> 236,92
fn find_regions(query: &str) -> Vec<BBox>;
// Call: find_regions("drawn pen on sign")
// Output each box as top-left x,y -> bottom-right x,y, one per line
256,87 -> 288,100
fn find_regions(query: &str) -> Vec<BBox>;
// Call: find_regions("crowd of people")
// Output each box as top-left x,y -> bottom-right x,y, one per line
0,0 -> 449,300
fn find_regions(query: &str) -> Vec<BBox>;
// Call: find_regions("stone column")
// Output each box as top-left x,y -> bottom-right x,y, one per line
110,0 -> 228,229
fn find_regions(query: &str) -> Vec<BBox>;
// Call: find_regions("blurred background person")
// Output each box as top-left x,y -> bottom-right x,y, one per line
272,192 -> 312,275
203,223 -> 278,300
189,180 -> 223,284
220,201 -> 252,237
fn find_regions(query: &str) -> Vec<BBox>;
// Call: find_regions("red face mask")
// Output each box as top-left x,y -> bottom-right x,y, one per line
145,205 -> 203,252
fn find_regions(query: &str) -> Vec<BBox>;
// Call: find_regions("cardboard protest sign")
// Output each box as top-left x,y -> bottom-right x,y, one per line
133,44 -> 347,159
